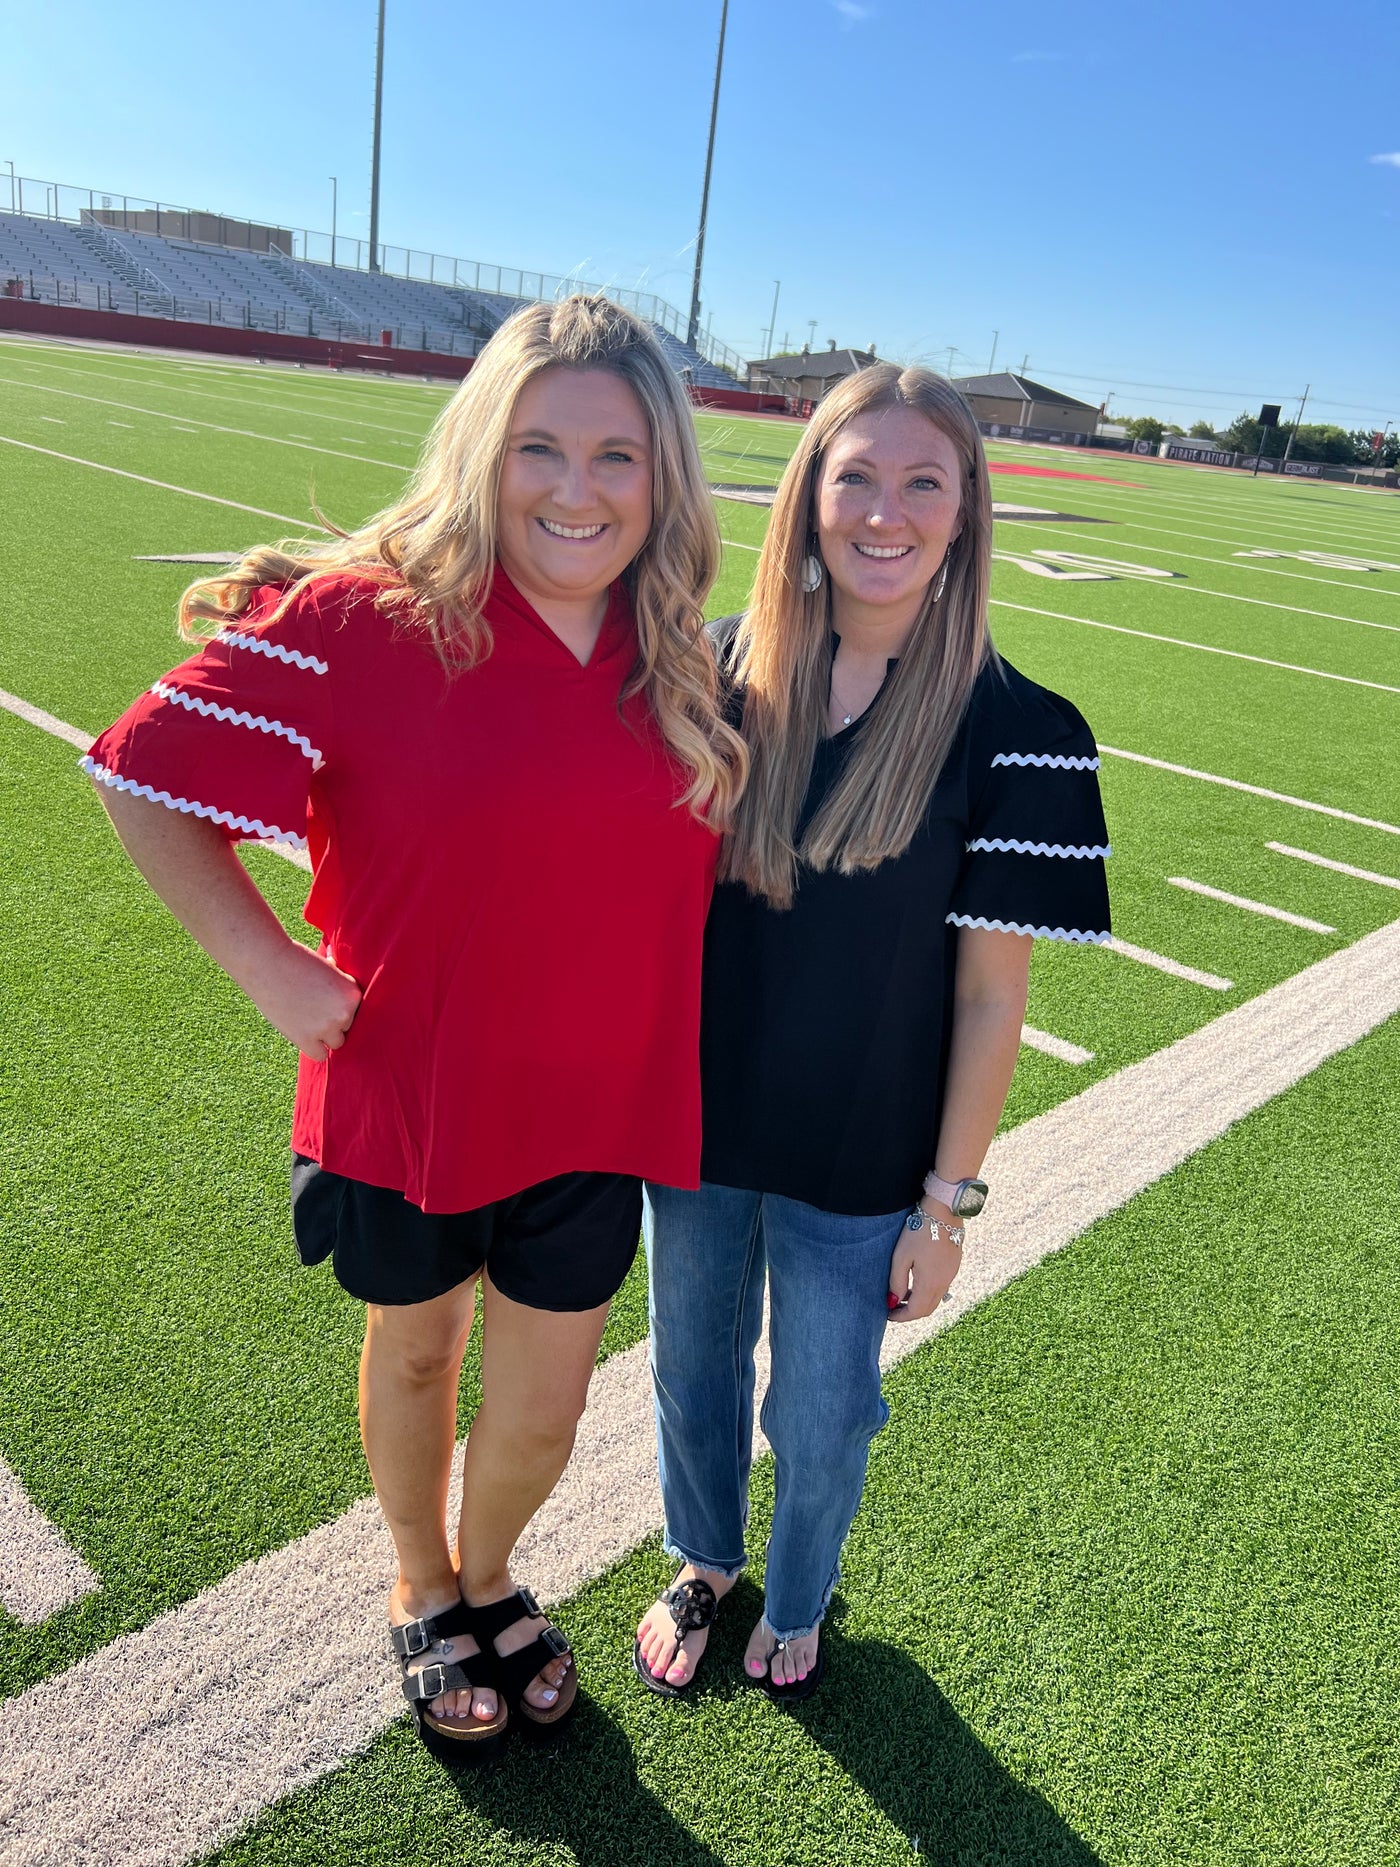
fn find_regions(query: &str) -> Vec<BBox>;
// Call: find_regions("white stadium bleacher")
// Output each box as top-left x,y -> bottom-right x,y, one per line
0,205 -> 743,383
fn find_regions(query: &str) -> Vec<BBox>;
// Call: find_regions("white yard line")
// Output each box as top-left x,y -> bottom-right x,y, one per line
1100,745 -> 1400,837
990,598 -> 1400,697
0,689 -> 92,750
1107,938 -> 1233,991
2,688 -> 312,872
3,918 -> 1398,1867
0,1455 -> 101,1626
0,375 -> 408,470
2,349 -> 431,440
0,436 -> 329,531
1021,1025 -> 1094,1065
1167,876 -> 1335,935
1267,843 -> 1400,890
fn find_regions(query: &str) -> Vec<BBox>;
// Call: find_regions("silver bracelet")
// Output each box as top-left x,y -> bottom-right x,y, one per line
904,1207 -> 965,1247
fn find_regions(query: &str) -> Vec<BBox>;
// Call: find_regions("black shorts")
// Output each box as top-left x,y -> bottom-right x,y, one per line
290,1154 -> 642,1312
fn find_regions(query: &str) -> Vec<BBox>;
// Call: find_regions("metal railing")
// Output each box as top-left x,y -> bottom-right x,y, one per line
1,171 -> 745,379
0,274 -> 483,358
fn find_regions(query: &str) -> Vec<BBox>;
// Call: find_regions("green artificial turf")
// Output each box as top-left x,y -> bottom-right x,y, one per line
201,1011 -> 1400,1867
5,340 -> 1400,1863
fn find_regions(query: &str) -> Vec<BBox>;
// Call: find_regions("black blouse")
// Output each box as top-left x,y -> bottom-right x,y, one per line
698,651 -> 1111,1215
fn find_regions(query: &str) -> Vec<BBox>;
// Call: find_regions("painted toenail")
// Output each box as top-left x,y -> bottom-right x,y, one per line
540,1688 -> 557,1704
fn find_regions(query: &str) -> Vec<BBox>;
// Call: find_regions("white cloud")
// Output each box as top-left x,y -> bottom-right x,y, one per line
1011,49 -> 1065,63
1369,152 -> 1400,167
832,0 -> 874,22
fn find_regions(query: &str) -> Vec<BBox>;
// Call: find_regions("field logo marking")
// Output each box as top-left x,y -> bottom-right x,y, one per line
4,917 -> 1399,1867
1235,548 -> 1400,573
0,1455 -> 101,1625
1033,551 -> 1183,580
992,550 -> 1112,582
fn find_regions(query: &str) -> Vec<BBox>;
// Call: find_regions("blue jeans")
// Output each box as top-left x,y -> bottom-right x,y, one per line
644,1180 -> 908,1642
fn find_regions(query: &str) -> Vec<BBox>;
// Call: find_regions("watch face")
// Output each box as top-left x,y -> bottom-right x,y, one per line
954,1180 -> 988,1217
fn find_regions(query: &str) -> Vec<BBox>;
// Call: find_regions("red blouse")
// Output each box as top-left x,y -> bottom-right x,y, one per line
85,569 -> 720,1212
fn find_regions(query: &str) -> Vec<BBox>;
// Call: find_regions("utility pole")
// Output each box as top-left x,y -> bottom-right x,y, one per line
762,279 -> 781,360
1279,384 -> 1310,471
1019,352 -> 1029,375
807,318 -> 817,350
368,0 -> 386,272
988,330 -> 999,372
687,0 -> 729,348
329,176 -> 338,266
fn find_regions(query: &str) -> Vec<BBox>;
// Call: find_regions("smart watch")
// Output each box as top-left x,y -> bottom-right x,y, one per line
922,1170 -> 989,1218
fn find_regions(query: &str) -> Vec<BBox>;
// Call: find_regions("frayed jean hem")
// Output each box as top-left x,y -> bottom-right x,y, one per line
662,1536 -> 748,1581
763,1612 -> 824,1643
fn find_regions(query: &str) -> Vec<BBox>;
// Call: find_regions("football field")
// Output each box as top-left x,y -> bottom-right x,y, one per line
2,334 -> 1399,1866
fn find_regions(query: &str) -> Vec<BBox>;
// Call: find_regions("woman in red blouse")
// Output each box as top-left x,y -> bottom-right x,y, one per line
85,296 -> 745,1760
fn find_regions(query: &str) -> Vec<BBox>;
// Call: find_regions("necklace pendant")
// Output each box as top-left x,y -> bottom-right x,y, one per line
842,712 -> 852,726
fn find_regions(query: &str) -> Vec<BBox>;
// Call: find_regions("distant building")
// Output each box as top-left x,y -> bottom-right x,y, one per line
747,341 -> 876,401
950,371 -> 1101,436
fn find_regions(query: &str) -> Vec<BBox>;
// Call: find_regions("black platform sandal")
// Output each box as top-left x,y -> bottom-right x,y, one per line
632,1576 -> 719,1698
392,1600 -> 508,1763
466,1586 -> 577,1738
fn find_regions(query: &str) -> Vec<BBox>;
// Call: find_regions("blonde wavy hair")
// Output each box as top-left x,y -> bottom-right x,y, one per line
179,293 -> 746,825
722,364 -> 997,907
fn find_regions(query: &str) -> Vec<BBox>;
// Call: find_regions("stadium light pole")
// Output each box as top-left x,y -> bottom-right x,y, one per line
988,330 -> 999,372
329,176 -> 338,267
687,0 -> 729,349
368,0 -> 386,273
762,279 -> 780,361
1279,384 -> 1310,472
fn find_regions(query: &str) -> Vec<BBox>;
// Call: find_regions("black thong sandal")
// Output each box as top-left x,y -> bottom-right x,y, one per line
632,1576 -> 719,1698
392,1600 -> 508,1763
466,1586 -> 577,1738
753,1628 -> 826,1706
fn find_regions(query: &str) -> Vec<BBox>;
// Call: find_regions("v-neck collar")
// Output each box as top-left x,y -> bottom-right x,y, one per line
488,562 -> 631,671
826,631 -> 898,741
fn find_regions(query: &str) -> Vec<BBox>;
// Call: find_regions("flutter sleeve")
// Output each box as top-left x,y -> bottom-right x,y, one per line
81,584 -> 332,851
946,665 -> 1111,944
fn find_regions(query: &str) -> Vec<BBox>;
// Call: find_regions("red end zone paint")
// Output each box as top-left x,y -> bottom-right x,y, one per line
989,461 -> 1142,488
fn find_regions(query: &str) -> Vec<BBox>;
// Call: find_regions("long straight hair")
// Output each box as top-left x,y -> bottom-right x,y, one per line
721,365 -> 996,906
178,294 -> 746,826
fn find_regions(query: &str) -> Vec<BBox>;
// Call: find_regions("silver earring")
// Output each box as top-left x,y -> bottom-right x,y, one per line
802,553 -> 824,594
933,558 -> 950,602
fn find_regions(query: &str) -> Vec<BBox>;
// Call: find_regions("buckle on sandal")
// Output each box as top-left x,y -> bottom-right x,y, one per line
516,1585 -> 542,1618
541,1625 -> 570,1660
413,1662 -> 449,1701
392,1617 -> 432,1658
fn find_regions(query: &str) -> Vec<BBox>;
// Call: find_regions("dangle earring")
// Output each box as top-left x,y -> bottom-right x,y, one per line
801,539 -> 825,593
932,556 -> 950,602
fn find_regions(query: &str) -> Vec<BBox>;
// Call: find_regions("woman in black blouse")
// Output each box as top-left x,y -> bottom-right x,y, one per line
634,366 -> 1110,1700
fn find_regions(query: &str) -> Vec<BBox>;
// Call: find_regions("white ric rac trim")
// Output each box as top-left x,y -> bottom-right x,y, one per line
966,837 -> 1111,859
991,751 -> 1100,771
79,757 -> 308,849
215,628 -> 329,676
151,682 -> 323,769
946,913 -> 1110,944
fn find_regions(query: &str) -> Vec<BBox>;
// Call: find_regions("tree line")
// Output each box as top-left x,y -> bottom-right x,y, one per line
1116,413 -> 1398,468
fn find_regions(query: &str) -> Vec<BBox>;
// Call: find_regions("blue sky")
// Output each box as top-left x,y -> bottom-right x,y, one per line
6,0 -> 1399,429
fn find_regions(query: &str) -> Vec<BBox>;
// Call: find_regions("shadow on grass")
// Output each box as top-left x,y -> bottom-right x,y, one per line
797,1628 -> 1103,1864
435,1578 -> 1101,1867
437,1694 -> 729,1867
